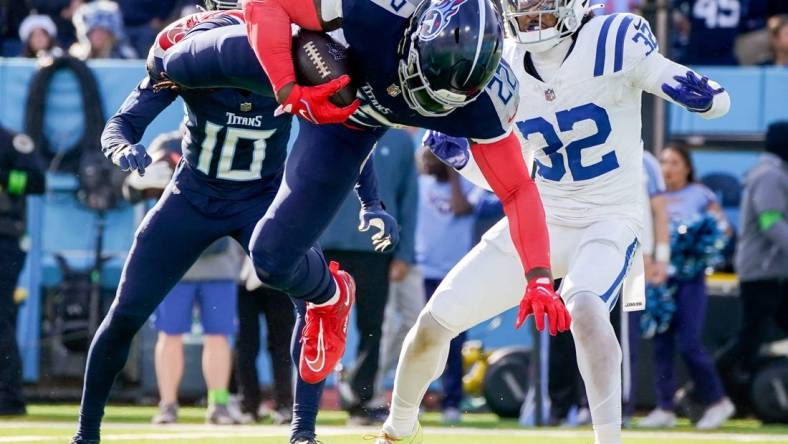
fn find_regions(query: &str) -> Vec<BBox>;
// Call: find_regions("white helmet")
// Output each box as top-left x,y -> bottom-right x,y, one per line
499,0 -> 592,53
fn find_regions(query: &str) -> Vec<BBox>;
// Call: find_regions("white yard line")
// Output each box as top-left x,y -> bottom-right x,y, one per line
0,423 -> 786,443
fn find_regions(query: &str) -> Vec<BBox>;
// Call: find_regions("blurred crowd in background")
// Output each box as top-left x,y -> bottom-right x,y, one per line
1,0 -> 788,65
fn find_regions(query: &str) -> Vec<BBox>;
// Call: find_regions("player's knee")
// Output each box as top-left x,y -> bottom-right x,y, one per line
101,308 -> 146,340
568,293 -> 618,349
407,310 -> 455,358
249,249 -> 293,290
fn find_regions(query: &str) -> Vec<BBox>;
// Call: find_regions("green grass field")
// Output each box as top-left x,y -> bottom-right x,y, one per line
0,405 -> 786,444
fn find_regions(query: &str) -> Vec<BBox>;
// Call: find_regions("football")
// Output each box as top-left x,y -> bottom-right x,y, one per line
292,30 -> 357,107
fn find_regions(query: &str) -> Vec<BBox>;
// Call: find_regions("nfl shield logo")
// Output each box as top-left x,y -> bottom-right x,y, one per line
387,84 -> 401,97
544,89 -> 556,102
240,102 -> 252,112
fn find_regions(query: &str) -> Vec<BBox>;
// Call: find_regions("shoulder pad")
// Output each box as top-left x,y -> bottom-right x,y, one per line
586,13 -> 659,78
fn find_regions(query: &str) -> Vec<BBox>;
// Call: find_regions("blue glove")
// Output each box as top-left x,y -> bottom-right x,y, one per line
661,71 -> 724,113
422,130 -> 470,170
112,143 -> 153,176
358,203 -> 399,253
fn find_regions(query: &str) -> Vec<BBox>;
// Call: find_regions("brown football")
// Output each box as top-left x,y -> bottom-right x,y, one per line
292,30 -> 357,107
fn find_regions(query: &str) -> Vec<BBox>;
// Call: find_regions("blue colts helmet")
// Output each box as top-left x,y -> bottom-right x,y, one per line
398,0 -> 504,117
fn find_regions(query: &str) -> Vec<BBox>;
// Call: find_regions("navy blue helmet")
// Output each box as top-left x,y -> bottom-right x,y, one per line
398,0 -> 504,117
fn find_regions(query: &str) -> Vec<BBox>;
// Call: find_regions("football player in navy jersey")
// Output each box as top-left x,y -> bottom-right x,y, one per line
159,0 -> 572,390
70,3 -> 396,444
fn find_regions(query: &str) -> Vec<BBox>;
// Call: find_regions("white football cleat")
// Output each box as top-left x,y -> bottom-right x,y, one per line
368,422 -> 423,444
637,408 -> 677,428
696,397 -> 735,430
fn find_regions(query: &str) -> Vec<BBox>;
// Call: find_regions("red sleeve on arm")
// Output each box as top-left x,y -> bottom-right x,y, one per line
243,0 -> 323,94
470,133 -> 551,274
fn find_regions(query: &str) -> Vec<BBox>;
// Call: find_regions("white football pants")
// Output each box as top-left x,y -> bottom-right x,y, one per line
385,218 -> 638,444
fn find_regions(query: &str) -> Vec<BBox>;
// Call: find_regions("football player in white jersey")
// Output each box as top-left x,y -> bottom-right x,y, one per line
374,1 -> 731,443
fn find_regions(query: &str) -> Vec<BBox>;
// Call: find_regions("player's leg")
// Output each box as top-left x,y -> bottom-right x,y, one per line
382,219 -> 528,439
198,281 -> 238,424
249,123 -> 382,301
74,187 -> 224,442
290,299 -> 327,443
250,123 -> 383,383
234,220 -> 324,442
559,220 -> 640,444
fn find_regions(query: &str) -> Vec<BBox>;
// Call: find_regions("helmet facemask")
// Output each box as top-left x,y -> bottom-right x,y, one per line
398,36 -> 472,117
204,0 -> 239,10
501,0 -> 589,53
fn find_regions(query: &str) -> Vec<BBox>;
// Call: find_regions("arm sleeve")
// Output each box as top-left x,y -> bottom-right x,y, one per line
470,132 -> 551,274
101,76 -> 178,159
750,172 -> 788,254
243,0 -> 325,94
355,153 -> 381,209
630,50 -> 730,120
395,146 -> 419,264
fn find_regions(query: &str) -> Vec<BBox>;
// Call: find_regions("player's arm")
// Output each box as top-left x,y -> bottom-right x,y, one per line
356,154 -> 399,252
243,0 -> 358,123
750,171 -> 788,255
101,77 -> 178,174
470,132 -> 569,335
625,15 -> 729,119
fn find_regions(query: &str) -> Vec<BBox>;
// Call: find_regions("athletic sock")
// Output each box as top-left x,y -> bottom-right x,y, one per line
593,421 -> 622,444
290,301 -> 326,441
311,281 -> 339,307
208,389 -> 229,406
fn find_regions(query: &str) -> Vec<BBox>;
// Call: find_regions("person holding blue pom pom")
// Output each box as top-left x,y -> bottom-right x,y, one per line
639,144 -> 734,430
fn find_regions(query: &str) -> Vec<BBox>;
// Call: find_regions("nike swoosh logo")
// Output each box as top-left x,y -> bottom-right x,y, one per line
304,319 -> 326,373
342,276 -> 351,307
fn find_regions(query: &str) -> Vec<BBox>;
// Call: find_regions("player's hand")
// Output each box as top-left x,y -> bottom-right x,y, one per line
275,76 -> 361,124
422,130 -> 470,170
111,143 -> 152,176
515,277 -> 571,336
661,71 -> 724,113
359,203 -> 399,253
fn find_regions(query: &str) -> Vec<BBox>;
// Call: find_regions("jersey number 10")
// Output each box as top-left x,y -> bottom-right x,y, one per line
197,122 -> 276,181
517,103 -> 618,182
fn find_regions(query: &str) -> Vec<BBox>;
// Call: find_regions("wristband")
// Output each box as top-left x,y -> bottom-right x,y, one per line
655,243 -> 670,263
7,170 -> 27,195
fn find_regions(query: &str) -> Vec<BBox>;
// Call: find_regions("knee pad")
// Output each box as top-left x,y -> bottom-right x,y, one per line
250,248 -> 295,290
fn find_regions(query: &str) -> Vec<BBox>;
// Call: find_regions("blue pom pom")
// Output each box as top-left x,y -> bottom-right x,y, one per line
668,212 -> 729,281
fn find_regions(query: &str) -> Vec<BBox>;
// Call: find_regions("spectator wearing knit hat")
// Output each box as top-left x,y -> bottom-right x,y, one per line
18,14 -> 62,58
69,0 -> 137,60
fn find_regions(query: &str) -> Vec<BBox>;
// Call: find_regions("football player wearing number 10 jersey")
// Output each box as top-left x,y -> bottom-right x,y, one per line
379,1 -> 732,443
70,4 -> 397,444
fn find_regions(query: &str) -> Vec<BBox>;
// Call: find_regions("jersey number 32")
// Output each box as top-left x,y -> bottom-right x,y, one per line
517,103 -> 618,182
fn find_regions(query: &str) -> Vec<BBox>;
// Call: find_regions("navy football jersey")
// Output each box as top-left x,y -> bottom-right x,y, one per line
160,2 -> 518,143
338,0 -> 519,141
101,11 -> 292,200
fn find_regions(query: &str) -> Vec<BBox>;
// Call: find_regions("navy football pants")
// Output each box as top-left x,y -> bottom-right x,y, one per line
76,179 -> 325,440
249,122 -> 384,303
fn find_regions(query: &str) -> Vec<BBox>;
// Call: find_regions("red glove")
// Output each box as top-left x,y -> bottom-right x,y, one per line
275,75 -> 361,124
515,277 -> 571,336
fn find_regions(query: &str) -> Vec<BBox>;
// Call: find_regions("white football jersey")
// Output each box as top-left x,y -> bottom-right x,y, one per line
506,13 -> 665,237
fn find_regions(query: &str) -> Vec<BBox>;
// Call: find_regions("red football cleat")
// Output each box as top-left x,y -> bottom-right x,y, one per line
299,261 -> 356,384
